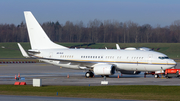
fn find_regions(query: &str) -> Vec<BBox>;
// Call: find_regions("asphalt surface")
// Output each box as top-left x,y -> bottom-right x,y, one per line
0,62 -> 180,101
0,62 -> 180,86
0,95 -> 140,101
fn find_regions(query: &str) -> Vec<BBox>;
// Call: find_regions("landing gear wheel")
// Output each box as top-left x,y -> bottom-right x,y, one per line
85,72 -> 94,78
154,74 -> 159,78
90,72 -> 94,77
85,72 -> 90,78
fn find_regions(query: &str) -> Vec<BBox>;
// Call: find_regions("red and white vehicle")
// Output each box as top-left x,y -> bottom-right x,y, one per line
165,69 -> 180,78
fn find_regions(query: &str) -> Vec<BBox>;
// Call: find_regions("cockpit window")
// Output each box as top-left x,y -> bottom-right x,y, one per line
158,56 -> 169,59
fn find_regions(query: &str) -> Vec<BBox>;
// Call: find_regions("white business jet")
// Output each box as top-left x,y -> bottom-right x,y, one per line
18,11 -> 176,78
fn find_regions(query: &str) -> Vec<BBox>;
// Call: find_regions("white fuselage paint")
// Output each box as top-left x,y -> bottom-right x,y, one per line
23,11 -> 176,74
33,49 -> 176,72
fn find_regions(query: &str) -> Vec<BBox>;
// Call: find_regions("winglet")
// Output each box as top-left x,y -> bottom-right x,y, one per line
17,43 -> 29,58
116,44 -> 120,50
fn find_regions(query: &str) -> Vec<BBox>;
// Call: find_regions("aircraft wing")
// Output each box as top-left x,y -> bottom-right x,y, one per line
116,44 -> 120,50
17,43 -> 96,67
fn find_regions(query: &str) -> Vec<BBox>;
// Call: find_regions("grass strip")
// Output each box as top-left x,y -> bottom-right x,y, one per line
0,85 -> 180,100
1,42 -> 180,59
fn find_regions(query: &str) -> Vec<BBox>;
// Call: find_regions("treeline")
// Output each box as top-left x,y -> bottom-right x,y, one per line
0,19 -> 180,43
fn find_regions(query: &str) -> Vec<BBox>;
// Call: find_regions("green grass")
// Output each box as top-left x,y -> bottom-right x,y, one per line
0,42 -> 180,59
0,42 -> 30,58
0,85 -> 180,100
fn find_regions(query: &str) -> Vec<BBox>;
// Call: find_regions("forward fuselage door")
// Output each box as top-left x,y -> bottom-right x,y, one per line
49,52 -> 53,58
148,54 -> 153,64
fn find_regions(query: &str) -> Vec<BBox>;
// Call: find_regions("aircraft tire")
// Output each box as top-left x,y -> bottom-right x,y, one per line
85,72 -> 90,78
154,74 -> 159,78
85,72 -> 94,78
90,72 -> 94,77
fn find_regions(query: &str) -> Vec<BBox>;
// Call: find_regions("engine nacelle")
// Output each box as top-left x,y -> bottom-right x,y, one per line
93,64 -> 116,75
119,70 -> 141,75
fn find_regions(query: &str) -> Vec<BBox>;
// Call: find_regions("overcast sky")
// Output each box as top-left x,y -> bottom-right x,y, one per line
0,0 -> 180,27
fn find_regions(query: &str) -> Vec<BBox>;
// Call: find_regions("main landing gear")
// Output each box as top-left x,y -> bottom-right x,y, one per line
85,71 -> 94,78
144,72 -> 160,78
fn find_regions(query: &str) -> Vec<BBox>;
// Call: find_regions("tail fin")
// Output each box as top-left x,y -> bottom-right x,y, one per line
24,11 -> 68,49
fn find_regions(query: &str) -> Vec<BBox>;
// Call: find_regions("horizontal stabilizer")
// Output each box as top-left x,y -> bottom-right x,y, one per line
28,49 -> 40,53
17,43 -> 29,58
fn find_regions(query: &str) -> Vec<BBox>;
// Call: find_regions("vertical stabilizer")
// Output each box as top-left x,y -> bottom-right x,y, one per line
24,11 -> 68,49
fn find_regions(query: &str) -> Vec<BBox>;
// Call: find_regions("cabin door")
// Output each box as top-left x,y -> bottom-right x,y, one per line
49,52 -> 53,58
148,54 -> 153,64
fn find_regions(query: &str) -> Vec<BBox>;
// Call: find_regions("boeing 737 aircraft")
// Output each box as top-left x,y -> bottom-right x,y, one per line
18,11 -> 177,78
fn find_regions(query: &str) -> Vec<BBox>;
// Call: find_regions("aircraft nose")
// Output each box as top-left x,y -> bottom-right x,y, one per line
170,59 -> 177,66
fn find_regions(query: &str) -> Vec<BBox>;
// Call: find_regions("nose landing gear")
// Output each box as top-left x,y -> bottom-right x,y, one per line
154,74 -> 159,78
144,72 -> 160,78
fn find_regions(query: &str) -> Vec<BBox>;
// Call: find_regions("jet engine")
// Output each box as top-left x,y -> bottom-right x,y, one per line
119,70 -> 141,75
93,64 -> 116,75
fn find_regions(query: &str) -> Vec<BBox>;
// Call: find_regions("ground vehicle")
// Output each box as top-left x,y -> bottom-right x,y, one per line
165,69 -> 180,78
